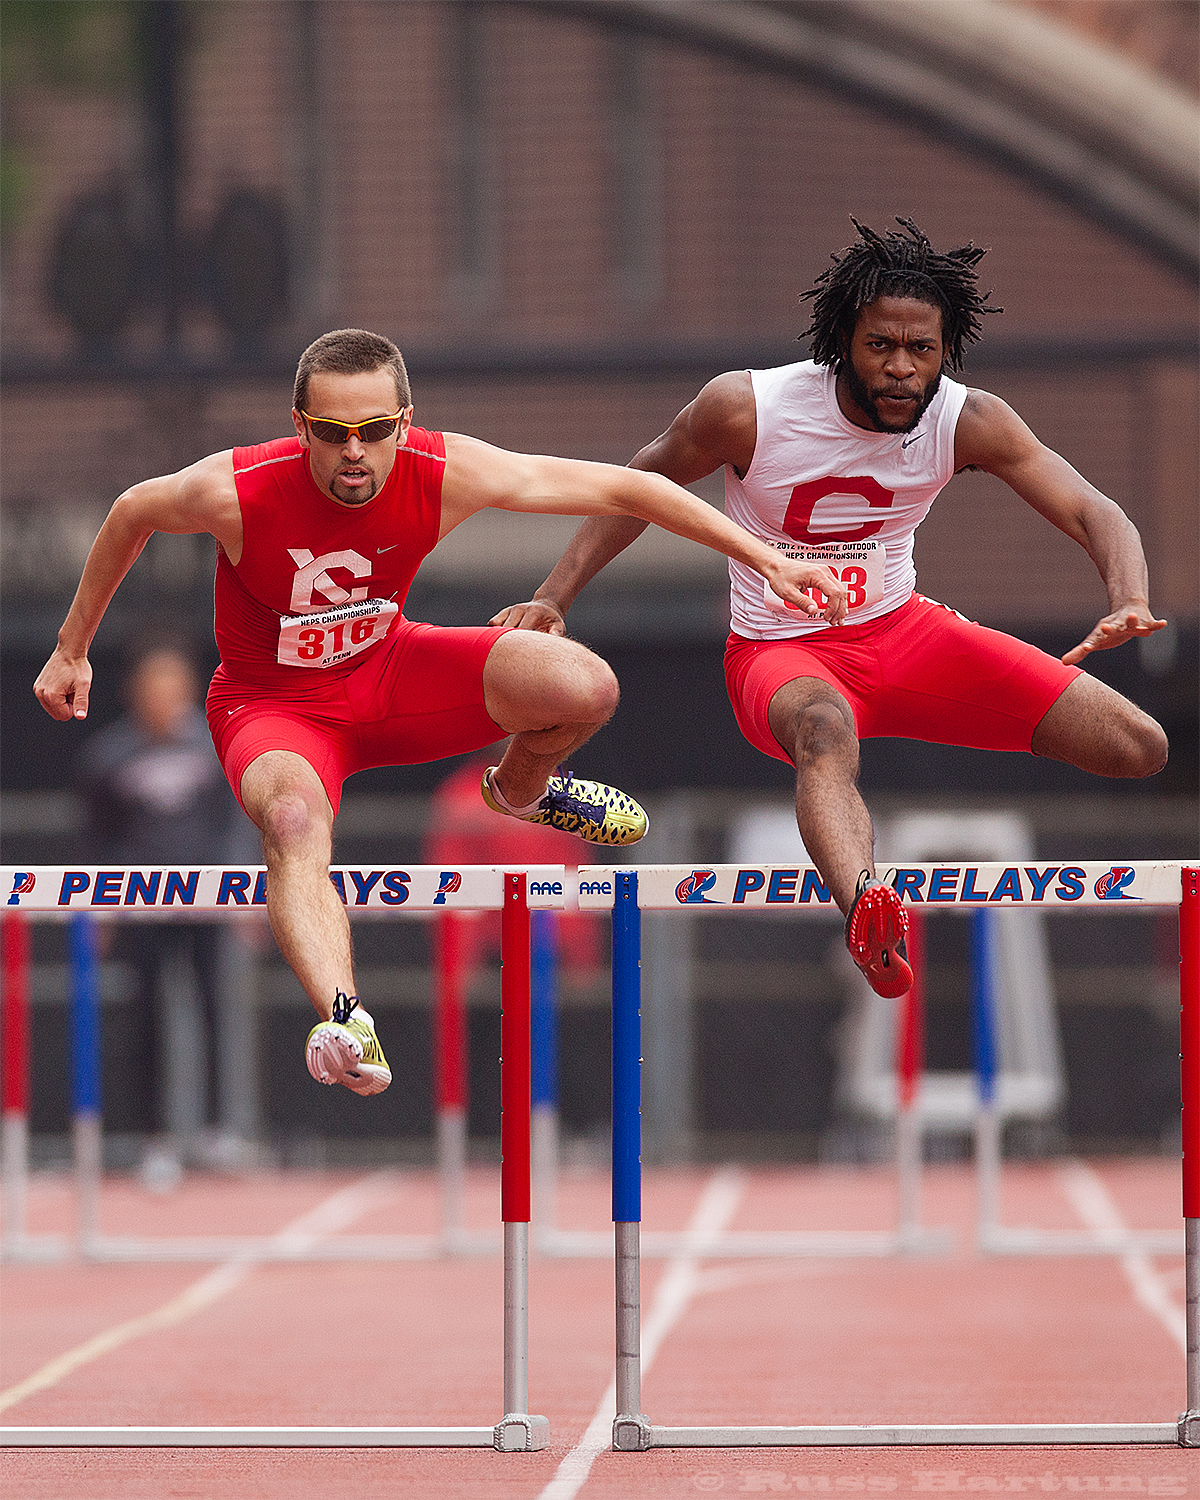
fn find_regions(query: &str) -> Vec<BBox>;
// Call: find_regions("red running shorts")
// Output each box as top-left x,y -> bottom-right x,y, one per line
724,592 -> 1081,764
206,619 -> 510,816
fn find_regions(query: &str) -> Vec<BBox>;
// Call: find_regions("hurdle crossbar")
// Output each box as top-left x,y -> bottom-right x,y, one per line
585,862 -> 1199,1450
0,865 -> 558,1450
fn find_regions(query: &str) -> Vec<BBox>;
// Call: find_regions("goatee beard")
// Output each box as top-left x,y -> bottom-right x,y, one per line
842,360 -> 942,433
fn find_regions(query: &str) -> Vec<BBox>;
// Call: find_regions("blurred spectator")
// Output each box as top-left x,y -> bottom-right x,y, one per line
75,642 -> 255,1185
423,747 -> 601,977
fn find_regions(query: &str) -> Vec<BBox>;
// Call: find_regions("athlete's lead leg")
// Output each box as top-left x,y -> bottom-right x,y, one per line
767,679 -> 873,912
239,749 -> 391,1095
767,677 -> 912,999
240,750 -> 350,1015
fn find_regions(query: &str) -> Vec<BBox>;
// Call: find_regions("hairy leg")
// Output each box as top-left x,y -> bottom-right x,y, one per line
482,631 -> 621,807
767,677 -> 874,915
1031,673 -> 1167,777
240,749 -> 351,1021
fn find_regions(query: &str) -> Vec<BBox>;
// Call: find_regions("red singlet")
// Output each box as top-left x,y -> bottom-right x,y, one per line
206,432 -> 508,814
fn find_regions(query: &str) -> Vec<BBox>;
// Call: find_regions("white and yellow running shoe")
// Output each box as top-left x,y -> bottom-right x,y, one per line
306,992 -> 391,1096
481,766 -> 648,847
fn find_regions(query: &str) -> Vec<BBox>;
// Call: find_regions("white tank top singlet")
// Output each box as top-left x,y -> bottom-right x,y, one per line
726,360 -> 968,640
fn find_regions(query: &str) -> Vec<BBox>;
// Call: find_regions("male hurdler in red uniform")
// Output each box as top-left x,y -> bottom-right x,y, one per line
495,220 -> 1168,999
35,328 -> 852,1095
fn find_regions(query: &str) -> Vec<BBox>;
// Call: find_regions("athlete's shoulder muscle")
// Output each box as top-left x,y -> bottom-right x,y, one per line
438,432 -> 538,534
117,450 -> 241,557
953,387 -> 1039,475
636,369 -> 756,484
689,370 -> 756,474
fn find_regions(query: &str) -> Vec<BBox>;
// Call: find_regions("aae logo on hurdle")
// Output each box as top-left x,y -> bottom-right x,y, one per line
1,865 -> 568,912
575,863 -> 1185,909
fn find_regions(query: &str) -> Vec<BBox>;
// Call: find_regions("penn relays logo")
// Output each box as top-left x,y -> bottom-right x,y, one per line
675,870 -> 719,904
1094,866 -> 1138,901
7,872 -> 35,906
433,871 -> 462,906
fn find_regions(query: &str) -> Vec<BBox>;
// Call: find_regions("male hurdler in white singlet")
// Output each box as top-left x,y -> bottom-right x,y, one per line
495,218 -> 1168,998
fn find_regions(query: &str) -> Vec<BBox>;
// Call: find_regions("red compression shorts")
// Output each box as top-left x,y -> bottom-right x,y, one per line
724,592 -> 1081,764
206,619 -> 510,816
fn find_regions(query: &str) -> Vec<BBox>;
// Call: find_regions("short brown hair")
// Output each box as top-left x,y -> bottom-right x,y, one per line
293,328 -> 411,414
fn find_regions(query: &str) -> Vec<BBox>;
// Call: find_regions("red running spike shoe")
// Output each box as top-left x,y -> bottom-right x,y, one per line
845,872 -> 912,999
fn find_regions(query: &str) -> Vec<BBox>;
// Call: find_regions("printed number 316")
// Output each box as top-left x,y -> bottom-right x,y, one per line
297,616 -> 377,659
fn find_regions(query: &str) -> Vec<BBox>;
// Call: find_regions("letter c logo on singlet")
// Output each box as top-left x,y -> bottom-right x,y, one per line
287,548 -> 373,611
781,476 -> 895,544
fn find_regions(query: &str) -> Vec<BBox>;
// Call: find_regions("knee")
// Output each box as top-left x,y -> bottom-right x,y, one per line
793,700 -> 856,767
577,653 -> 620,725
259,790 -> 330,859
544,643 -> 620,726
1119,713 -> 1168,779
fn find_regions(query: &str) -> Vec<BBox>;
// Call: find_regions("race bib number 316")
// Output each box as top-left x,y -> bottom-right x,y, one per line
277,599 -> 399,669
764,540 -> 884,616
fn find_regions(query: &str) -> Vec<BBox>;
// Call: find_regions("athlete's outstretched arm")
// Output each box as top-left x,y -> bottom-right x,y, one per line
441,407 -> 845,626
34,454 -> 239,721
954,389 -> 1167,666
490,371 -> 756,633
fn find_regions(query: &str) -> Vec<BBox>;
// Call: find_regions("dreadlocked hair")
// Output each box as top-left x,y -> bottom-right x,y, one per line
801,217 -> 1000,372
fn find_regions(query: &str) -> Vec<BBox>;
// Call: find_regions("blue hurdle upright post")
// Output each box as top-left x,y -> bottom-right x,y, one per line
611,870 -> 650,1449
68,913 -> 103,1253
530,908 -> 559,1239
970,907 -> 1001,1244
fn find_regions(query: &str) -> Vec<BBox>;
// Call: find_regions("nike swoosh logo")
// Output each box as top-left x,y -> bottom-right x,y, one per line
376,544 -> 399,554
901,433 -> 925,449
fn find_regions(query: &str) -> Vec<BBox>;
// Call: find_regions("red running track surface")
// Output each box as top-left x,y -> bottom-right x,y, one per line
0,1161 -> 1191,1498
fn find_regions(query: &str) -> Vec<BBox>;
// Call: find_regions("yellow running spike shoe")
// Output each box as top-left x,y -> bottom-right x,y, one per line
305,992 -> 392,1096
481,766 -> 648,847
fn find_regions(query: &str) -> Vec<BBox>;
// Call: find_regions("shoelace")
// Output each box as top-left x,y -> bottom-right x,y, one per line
332,989 -> 359,1025
551,770 -> 605,818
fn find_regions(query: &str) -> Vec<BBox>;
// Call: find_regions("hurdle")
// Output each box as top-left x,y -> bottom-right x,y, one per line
0,864 -> 555,1449
0,864 -> 574,1264
964,902 -> 1184,1255
2,912 -> 66,1261
581,862 -> 1199,1450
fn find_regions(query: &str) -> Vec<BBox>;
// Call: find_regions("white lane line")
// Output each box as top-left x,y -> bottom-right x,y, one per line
537,1167 -> 745,1500
0,1172 -> 396,1414
1057,1158 -> 1186,1354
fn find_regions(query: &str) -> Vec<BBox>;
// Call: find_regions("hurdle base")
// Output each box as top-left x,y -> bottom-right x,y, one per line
0,1232 -> 69,1264
632,1422 -> 1182,1448
493,1413 -> 549,1451
980,1226 -> 1184,1257
0,1426 -> 504,1447
613,1413 -> 652,1451
1179,1412 -> 1200,1447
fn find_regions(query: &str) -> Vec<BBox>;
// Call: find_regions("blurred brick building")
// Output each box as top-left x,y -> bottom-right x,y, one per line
2,0 -> 1196,796
3,1 -> 1195,1158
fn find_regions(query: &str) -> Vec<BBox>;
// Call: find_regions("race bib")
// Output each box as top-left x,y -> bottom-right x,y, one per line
764,540 -> 885,617
277,598 -> 399,669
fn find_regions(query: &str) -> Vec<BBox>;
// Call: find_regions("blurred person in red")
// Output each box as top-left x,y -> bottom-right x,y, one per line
423,748 -> 601,1154
424,745 -> 600,991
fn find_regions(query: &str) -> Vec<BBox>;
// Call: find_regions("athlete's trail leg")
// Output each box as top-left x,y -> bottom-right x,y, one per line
482,631 -> 620,807
768,678 -> 875,916
1031,673 -> 1167,777
240,749 -> 353,1021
